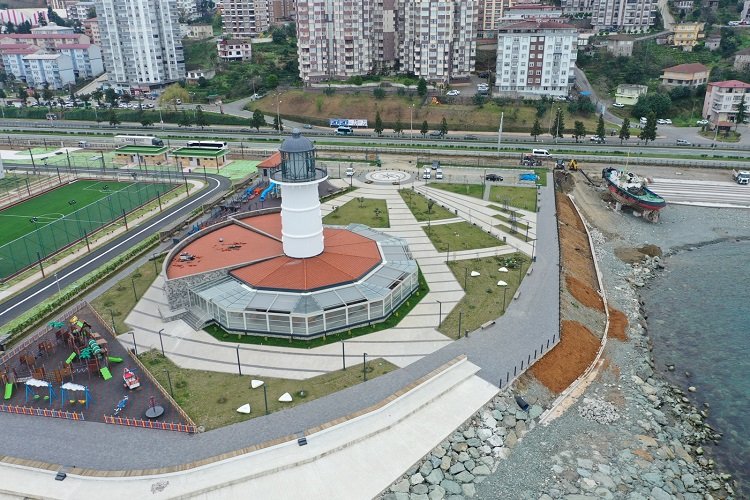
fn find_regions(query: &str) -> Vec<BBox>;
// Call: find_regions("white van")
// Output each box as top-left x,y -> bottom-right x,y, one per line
532,149 -> 550,157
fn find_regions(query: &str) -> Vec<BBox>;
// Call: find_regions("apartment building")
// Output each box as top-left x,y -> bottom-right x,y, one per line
221,0 -> 270,39
561,0 -> 595,15
82,17 -> 101,46
217,39 -> 253,62
400,0 -> 478,83
671,22 -> 705,50
592,0 -> 656,33
269,0 -> 296,23
94,0 -> 185,91
479,0 -> 504,38
57,43 -> 104,78
660,63 -> 708,87
0,44 -> 41,82
495,21 -> 577,98
66,1 -> 96,21
702,80 -> 750,125
30,23 -> 76,35
176,0 -> 198,21
22,53 -> 76,89
296,0 -> 376,82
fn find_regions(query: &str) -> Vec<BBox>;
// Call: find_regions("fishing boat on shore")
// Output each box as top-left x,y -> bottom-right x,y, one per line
602,167 -> 666,222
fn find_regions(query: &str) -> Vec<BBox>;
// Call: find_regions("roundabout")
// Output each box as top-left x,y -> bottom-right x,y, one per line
365,170 -> 412,184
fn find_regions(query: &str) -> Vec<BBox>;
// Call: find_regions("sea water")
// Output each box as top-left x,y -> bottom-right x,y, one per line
642,240 -> 749,494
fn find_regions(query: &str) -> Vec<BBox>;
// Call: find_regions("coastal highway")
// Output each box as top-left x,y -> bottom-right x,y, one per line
0,169 -> 231,327
648,177 -> 750,208
1,119 -> 749,158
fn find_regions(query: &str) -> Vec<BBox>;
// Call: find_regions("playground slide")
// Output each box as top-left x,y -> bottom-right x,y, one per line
108,356 -> 123,363
259,182 -> 277,202
100,367 -> 112,381
4,383 -> 12,400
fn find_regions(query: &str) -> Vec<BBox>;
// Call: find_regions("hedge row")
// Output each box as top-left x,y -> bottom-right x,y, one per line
2,234 -> 159,341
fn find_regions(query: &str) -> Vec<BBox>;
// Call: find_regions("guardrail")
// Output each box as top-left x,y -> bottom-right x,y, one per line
103,415 -> 196,433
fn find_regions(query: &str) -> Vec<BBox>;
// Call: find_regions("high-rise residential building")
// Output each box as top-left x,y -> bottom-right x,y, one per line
176,0 -> 198,21
702,80 -> 750,125
269,0 -> 296,23
296,0 -> 376,82
592,0 -> 656,33
66,1 -> 96,21
82,17 -> 101,45
94,0 -> 185,91
296,0 -> 477,84
495,21 -> 577,98
561,0 -> 595,16
221,0 -> 270,39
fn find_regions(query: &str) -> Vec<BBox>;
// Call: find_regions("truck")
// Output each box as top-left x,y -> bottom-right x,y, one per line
732,169 -> 750,185
114,135 -> 164,147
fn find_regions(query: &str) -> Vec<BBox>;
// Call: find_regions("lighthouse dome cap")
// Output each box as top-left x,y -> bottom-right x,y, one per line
279,128 -> 314,153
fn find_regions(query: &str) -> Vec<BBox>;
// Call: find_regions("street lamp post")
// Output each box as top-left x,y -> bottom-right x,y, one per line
262,384 -> 269,415
276,92 -> 283,135
437,300 -> 442,326
130,331 -> 137,356
131,277 -> 138,301
54,272 -> 61,295
363,353 -> 368,381
158,328 -> 165,356
164,369 -> 174,397
341,340 -> 346,371
236,345 -> 242,376
555,107 -> 561,144
410,103 -> 415,140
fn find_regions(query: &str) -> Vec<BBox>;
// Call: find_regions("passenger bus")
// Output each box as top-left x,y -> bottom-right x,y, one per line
114,135 -> 164,147
186,141 -> 228,149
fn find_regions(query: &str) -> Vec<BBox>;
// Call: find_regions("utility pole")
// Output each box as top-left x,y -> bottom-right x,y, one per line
497,112 -> 504,151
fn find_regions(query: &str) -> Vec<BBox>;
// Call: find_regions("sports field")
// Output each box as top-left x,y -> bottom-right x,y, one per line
0,180 -> 176,279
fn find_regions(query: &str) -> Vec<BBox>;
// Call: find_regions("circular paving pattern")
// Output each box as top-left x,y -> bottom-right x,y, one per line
366,170 -> 412,184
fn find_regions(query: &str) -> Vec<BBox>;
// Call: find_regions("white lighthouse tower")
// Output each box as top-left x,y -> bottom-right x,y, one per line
273,129 -> 328,258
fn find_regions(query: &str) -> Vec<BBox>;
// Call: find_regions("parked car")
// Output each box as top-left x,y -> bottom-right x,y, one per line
485,173 -> 503,182
303,124 -> 313,129
435,169 -> 444,179
640,117 -> 648,124
612,103 -> 625,108
429,130 -> 444,138
697,119 -> 709,125
664,119 -> 672,124
446,90 -> 460,96
431,160 -> 440,170
422,168 -> 431,180
345,167 -> 355,176
676,139 -> 691,145
553,95 -> 568,101
463,134 -> 478,140
589,135 -> 605,143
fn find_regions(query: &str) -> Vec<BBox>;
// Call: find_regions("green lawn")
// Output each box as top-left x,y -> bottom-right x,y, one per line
428,183 -> 484,200
323,198 -> 389,228
424,221 -> 503,253
399,189 -> 456,222
488,204 -> 524,218
140,350 -> 397,430
489,186 -> 538,211
0,180 -> 135,246
699,130 -> 741,142
91,255 -> 165,335
438,254 -> 529,338
221,160 -> 259,182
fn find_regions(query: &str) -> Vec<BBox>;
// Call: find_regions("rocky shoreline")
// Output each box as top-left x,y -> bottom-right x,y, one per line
380,218 -> 738,500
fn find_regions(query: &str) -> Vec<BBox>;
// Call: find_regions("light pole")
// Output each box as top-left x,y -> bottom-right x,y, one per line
363,353 -> 368,381
158,328 -> 165,356
130,331 -> 137,356
555,107 -> 561,144
410,103 -> 415,140
262,384 -> 268,415
341,340 -> 346,371
54,272 -> 61,295
276,92 -> 283,135
163,369 -> 174,397
236,345 -> 242,376
436,300 -> 442,326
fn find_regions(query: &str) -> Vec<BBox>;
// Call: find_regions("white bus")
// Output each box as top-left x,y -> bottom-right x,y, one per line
114,135 -> 164,147
335,126 -> 353,135
186,140 -> 228,149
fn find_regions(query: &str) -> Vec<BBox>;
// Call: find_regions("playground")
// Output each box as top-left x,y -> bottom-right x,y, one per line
0,305 -> 186,426
0,179 -> 178,279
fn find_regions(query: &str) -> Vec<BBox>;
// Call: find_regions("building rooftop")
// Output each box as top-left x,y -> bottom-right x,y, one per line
114,145 -> 169,155
498,20 -> 575,30
22,53 -> 65,60
258,152 -> 281,169
57,44 -> 95,49
662,63 -> 709,74
172,147 -> 228,158
710,80 -> 750,88
735,48 -> 750,56
2,33 -> 82,39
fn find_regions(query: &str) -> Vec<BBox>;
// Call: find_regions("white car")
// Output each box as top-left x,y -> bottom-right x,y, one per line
640,117 -> 648,123
612,103 -> 625,108
345,167 -> 355,177
664,119 -> 672,124
446,90 -> 461,96
435,169 -> 444,179
697,119 -> 709,125
657,119 -> 666,124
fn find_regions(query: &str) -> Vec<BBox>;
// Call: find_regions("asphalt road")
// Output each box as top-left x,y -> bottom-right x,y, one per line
0,168 -> 231,327
1,120 -> 749,157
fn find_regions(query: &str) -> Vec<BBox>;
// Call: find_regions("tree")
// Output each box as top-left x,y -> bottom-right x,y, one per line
639,112 -> 657,144
735,94 -> 746,131
473,93 -> 486,107
32,90 -> 40,104
138,109 -> 152,127
108,109 -> 120,126
551,108 -> 565,138
273,114 -> 283,131
373,87 -> 386,100
265,74 -> 279,89
158,83 -> 190,111
195,105 -> 207,129
530,118 -> 542,141
619,118 -> 631,144
16,85 -> 26,99
80,93 -> 91,107
374,110 -> 384,136
440,116 -> 448,137
179,110 -> 193,127
596,113 -> 606,139
91,89 -> 103,105
420,120 -> 429,137
251,109 -> 265,131
417,78 -> 428,98
573,121 -> 587,143
393,117 -> 403,136
104,88 -> 117,106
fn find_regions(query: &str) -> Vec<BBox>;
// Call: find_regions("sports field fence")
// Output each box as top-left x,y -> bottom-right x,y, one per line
0,175 -> 179,281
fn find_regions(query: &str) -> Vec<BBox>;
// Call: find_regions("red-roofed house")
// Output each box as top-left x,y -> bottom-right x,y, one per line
495,21 -> 578,98
660,63 -> 709,87
702,80 -> 750,125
